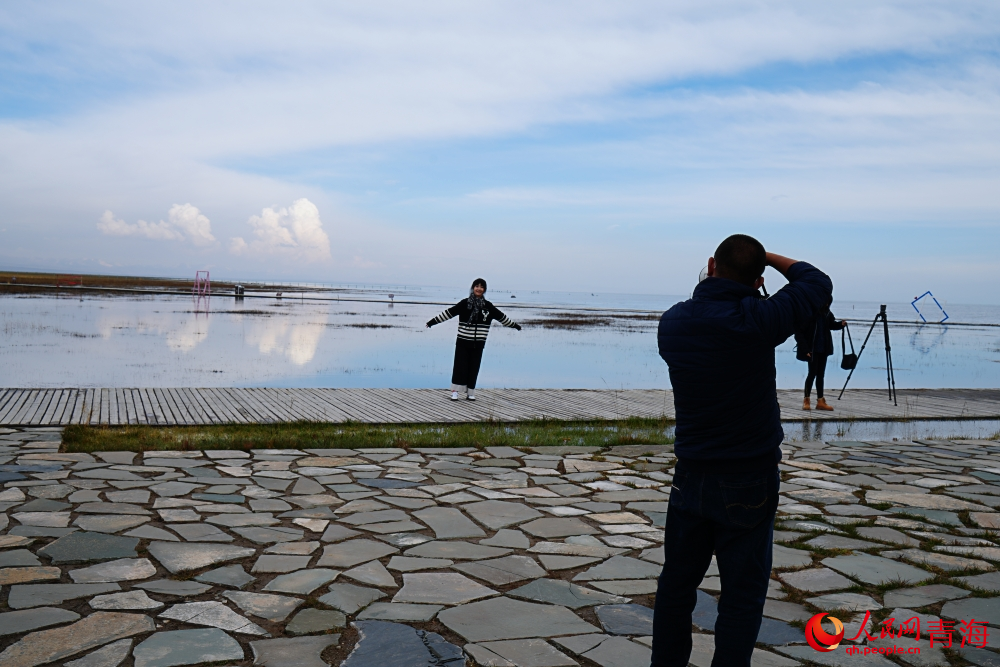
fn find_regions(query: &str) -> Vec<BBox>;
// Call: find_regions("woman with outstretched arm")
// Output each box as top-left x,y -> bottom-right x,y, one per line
426,278 -> 521,401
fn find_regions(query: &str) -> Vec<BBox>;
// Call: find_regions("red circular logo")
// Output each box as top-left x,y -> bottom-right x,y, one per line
805,613 -> 845,652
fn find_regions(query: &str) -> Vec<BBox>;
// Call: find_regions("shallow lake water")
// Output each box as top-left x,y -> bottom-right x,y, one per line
0,286 -> 997,390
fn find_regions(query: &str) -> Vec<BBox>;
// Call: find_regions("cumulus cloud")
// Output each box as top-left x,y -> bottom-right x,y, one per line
97,204 -> 216,246
229,198 -> 331,262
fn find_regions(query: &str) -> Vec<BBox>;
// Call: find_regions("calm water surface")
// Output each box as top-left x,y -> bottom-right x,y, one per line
1,286 -> 997,389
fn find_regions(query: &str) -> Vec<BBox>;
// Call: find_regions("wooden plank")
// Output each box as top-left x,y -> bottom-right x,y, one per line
27,390 -> 58,425
122,388 -> 138,425
271,389 -> 319,422
0,389 -> 16,418
10,390 -> 43,425
47,390 -> 72,426
203,388 -> 247,424
0,390 -> 31,424
79,388 -> 97,425
221,389 -> 265,423
166,388 -> 195,425
143,388 -> 167,425
151,388 -> 177,425
40,390 -> 67,425
67,389 -> 87,425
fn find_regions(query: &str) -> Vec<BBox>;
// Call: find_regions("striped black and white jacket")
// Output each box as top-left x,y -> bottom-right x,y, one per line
427,299 -> 519,342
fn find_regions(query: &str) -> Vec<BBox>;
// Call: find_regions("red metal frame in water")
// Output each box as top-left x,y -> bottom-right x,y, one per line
56,275 -> 83,287
193,270 -> 210,296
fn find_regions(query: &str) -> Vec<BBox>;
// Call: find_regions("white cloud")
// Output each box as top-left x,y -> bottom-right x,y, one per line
97,204 -> 215,246
230,198 -> 331,262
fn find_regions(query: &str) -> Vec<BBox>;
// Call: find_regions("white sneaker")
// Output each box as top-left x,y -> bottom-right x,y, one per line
467,394 -> 476,401
450,391 -> 459,401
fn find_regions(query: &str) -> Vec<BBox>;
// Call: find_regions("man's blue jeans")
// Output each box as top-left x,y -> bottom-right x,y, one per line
650,462 -> 780,666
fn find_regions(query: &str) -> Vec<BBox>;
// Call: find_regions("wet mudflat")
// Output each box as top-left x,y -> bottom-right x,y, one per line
3,427 -> 1000,665
0,289 -> 997,389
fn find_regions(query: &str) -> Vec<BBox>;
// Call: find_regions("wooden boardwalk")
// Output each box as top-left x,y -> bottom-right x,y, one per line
0,388 -> 997,426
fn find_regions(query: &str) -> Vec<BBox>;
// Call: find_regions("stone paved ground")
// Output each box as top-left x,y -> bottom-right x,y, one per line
1,427 -> 1000,666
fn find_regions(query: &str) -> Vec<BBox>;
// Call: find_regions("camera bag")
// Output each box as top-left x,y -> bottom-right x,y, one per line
841,323 -> 858,370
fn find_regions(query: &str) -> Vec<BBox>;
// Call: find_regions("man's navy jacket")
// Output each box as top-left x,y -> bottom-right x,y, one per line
658,262 -> 833,468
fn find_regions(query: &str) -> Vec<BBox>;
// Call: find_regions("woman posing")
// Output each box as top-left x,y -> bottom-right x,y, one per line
796,305 -> 846,411
426,278 -> 521,401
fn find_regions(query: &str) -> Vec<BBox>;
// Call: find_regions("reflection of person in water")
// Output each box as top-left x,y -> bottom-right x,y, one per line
796,306 -> 846,411
426,278 -> 521,401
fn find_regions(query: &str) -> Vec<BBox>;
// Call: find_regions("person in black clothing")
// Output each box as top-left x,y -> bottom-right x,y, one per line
795,305 -> 846,411
654,235 -> 832,667
426,278 -> 521,401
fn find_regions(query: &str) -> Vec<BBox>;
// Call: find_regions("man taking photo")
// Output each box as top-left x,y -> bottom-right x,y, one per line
652,234 -> 832,666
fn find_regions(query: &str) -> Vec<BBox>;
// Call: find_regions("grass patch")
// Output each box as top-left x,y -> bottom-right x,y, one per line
62,417 -> 675,454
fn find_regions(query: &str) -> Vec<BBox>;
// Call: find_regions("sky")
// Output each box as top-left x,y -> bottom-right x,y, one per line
1,2 -> 999,303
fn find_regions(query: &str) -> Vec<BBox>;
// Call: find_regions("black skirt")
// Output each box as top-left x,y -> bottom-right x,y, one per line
452,339 -> 486,389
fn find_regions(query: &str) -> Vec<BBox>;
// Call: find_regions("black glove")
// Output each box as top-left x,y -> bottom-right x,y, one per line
426,320 -> 434,328
513,323 -> 522,331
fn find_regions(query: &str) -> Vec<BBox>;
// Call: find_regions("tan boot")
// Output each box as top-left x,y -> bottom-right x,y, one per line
816,398 -> 834,411
802,397 -> 811,411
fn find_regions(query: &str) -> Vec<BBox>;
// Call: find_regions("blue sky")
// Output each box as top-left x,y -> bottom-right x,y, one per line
1,2 -> 999,303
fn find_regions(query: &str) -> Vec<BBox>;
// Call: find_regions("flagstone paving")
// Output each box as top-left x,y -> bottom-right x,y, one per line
2,428 -> 1000,665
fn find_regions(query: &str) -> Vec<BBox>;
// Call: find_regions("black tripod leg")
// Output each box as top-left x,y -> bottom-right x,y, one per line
838,314 -> 880,400
883,314 -> 897,406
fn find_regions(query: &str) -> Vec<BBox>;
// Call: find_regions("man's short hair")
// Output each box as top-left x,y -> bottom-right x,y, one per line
714,234 -> 766,286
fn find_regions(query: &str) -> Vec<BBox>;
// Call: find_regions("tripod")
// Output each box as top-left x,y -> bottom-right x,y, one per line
837,304 -> 897,405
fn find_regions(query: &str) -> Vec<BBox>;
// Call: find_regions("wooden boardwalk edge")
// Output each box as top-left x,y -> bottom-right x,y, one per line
0,388 -> 998,426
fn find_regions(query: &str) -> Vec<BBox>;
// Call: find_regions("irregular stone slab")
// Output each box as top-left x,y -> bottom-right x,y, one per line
464,500 -> 544,530
393,572 -> 498,605
0,611 -> 154,666
439,597 -> 600,642
473,638 -> 577,667
252,554 -> 312,573
957,571 -> 1000,592
891,508 -> 962,526
285,608 -> 347,635
169,523 -> 234,542
573,556 -> 661,581
318,583 -> 387,614
194,564 -> 254,588
0,566 -> 61,585
63,638 -> 133,667
7,582 -> 120,609
884,584 -> 970,608
359,520 -> 425,534
357,602 -> 443,622
867,491 -> 985,511
136,579 -> 212,596
264,568 -> 339,594
206,513 -> 279,527
147,541 -> 255,573
529,541 -> 626,559
509,578 -> 629,609
90,589 -> 164,610
0,534 -> 34,548
763,599 -> 813,623
755,617 -> 806,646
250,635 -> 340,667
70,557 -> 157,583
405,541 -> 512,561
344,559 -> 398,587
591,580 -> 658,595
388,556 -> 455,572
339,509 -> 410,525
343,621 -> 463,667
74,515 -> 150,533
805,535 -> 879,551
39,531 -> 138,563
132,628 -> 244,667
959,645 -> 1000,667
855,526 -> 921,547
124,525 -> 180,541
593,490 -> 669,503
479,529 -> 531,549
538,555 -> 603,571
413,506 -> 485,538
822,553 -> 931,585
692,590 -> 718,631
778,568 -> 853,593
581,636 -> 652,667
596,604 -> 654,635
265,540 -> 320,555
233,526 -> 304,543
454,555 -> 546,586
520,517 -> 598,538
159,601 -> 268,635
772,544 -> 813,569
0,607 -> 81,637
224,591 -> 303,622
317,539 -> 398,568
883,548 -> 994,572
805,593 -> 882,611
76,502 -> 151,515
942,597 -> 1000,626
